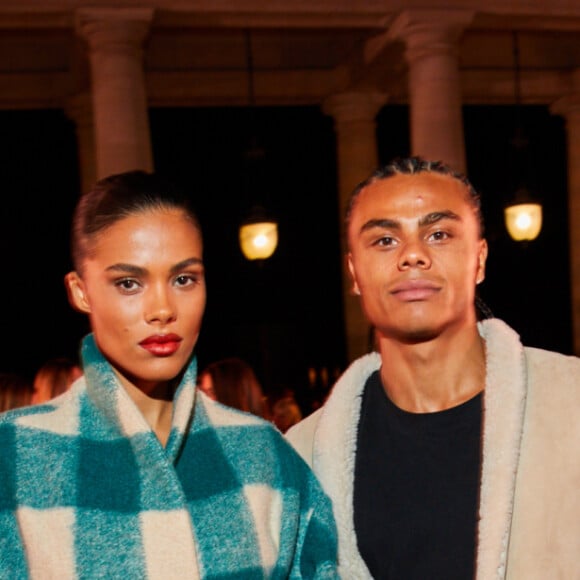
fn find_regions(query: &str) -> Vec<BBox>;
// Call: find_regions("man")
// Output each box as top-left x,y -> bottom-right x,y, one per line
286,156 -> 580,579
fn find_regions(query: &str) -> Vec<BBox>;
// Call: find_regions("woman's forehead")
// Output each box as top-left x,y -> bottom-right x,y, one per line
98,207 -> 198,237
87,208 -> 202,260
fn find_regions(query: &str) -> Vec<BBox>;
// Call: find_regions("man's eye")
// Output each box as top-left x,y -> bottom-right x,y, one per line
429,231 -> 449,241
374,236 -> 395,247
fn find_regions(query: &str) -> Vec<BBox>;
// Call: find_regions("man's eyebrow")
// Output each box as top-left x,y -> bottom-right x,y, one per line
359,218 -> 400,234
358,211 -> 461,235
419,210 -> 461,227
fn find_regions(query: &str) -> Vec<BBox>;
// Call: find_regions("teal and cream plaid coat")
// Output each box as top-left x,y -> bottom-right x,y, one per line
0,334 -> 339,579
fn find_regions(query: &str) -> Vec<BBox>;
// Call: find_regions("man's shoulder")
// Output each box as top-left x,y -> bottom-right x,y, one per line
285,408 -> 323,467
524,345 -> 580,391
525,344 -> 580,365
285,351 -> 381,465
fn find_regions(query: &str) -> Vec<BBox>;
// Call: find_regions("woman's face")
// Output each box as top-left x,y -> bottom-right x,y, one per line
66,208 -> 206,394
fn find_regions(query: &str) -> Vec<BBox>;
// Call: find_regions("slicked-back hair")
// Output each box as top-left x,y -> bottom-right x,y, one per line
345,156 -> 484,239
71,170 -> 201,274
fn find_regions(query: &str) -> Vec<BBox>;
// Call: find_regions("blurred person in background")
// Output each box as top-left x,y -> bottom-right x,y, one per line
31,357 -> 83,404
270,390 -> 303,433
0,372 -> 33,413
197,357 -> 271,419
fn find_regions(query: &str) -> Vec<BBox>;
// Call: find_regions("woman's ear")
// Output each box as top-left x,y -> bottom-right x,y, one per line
64,271 -> 91,314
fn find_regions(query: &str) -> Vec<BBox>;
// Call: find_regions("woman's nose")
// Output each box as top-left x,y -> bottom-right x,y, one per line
145,285 -> 176,324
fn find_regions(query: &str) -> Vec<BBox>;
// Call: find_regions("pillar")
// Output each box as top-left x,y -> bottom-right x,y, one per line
552,69 -> 580,354
76,8 -> 154,179
65,93 -> 96,195
389,10 -> 473,173
323,91 -> 387,362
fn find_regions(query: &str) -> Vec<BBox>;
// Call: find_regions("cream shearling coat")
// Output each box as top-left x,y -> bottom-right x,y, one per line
286,319 -> 580,579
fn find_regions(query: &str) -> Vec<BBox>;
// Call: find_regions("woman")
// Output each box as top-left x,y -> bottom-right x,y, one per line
0,171 -> 338,578
197,357 -> 270,419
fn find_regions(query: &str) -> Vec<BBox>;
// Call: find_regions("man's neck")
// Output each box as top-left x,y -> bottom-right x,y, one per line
377,324 -> 486,413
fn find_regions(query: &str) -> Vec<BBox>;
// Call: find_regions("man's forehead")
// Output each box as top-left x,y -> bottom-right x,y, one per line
354,175 -> 470,214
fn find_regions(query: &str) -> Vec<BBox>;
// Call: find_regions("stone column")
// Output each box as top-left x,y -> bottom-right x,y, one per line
323,91 -> 387,362
65,93 -> 96,195
389,10 -> 473,173
552,69 -> 580,354
76,8 -> 154,179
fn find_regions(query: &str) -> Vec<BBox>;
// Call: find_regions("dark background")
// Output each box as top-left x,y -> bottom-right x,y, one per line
0,103 -> 571,404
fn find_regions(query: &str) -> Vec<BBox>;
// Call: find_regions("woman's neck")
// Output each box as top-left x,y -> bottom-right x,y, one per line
113,370 -> 175,446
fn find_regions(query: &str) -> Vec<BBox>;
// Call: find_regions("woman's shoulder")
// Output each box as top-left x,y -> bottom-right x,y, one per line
0,384 -> 80,436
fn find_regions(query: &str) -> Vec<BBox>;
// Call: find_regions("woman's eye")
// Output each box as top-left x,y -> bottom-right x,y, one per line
114,279 -> 140,292
174,273 -> 199,287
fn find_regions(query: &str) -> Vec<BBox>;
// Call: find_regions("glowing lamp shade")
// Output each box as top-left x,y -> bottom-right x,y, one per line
239,221 -> 278,260
504,202 -> 543,242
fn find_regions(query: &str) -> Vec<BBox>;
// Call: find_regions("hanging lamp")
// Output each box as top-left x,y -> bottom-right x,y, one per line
503,31 -> 543,242
238,29 -> 278,261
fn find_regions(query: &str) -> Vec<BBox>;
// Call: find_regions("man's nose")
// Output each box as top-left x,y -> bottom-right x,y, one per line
397,240 -> 431,270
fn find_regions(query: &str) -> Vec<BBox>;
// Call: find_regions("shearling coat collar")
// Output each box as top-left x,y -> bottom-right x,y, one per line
287,319 -> 580,580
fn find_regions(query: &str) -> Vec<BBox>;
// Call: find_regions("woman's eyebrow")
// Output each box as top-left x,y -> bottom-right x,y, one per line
170,257 -> 204,275
104,258 -> 203,277
105,263 -> 146,276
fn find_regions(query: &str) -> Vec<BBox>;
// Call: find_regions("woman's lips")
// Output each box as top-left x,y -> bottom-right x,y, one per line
139,334 -> 182,356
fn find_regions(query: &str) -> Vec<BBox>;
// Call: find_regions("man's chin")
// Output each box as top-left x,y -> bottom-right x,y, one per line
377,323 -> 441,345
398,328 -> 439,345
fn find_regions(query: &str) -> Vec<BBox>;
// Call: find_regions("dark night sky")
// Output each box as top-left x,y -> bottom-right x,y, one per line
0,103 -> 571,400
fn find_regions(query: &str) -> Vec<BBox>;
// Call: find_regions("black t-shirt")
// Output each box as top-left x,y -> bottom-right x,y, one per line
354,371 -> 482,579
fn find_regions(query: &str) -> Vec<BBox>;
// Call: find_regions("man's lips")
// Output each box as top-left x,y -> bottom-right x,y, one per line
139,334 -> 183,356
390,280 -> 440,301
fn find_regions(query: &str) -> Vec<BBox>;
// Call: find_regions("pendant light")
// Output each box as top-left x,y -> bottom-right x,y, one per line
238,29 -> 278,261
503,31 -> 543,242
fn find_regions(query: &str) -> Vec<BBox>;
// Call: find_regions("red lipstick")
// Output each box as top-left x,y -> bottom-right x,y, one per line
139,334 -> 182,357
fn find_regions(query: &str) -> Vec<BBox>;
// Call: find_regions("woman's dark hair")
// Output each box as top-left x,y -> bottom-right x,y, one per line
345,156 -> 484,239
71,170 -> 200,272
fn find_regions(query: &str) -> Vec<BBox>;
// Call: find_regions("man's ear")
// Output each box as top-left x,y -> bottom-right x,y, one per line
64,271 -> 91,313
476,239 -> 488,285
347,253 -> 361,296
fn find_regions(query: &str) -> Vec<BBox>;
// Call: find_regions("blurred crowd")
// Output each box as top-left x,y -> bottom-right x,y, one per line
0,357 -> 82,413
1,354 -> 319,434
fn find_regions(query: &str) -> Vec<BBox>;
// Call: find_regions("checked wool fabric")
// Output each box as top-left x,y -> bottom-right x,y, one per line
0,334 -> 339,579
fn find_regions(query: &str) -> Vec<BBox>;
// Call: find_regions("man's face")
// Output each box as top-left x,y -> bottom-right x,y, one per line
347,172 -> 488,343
